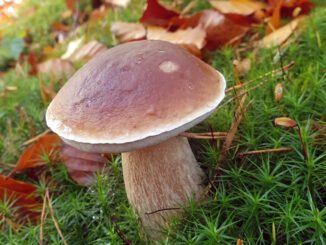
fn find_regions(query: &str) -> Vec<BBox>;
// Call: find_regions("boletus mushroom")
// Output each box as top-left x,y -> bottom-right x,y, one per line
46,40 -> 226,237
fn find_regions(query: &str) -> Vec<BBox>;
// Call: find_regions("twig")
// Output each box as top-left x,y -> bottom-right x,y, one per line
205,98 -> 253,194
225,61 -> 295,93
238,147 -> 292,157
39,190 -> 48,245
111,216 -> 132,245
145,207 -> 181,215
46,190 -> 68,245
23,129 -> 51,145
222,83 -> 262,108
0,162 -> 15,169
180,132 -> 227,139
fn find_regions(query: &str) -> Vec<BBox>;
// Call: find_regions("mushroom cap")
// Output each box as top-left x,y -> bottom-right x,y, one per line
46,40 -> 226,153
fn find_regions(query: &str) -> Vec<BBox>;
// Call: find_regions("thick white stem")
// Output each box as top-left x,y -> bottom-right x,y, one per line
121,136 -> 204,238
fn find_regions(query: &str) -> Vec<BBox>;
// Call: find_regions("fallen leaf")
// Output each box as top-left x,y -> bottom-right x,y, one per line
0,175 -> 41,225
233,58 -> 251,76
61,143 -> 109,186
140,0 -> 179,27
65,0 -> 76,13
209,0 -> 267,15
274,82 -> 283,102
68,40 -> 108,62
51,22 -> 71,32
9,134 -> 61,176
175,10 -> 249,50
265,0 -> 283,34
258,17 -> 305,48
39,78 -> 57,104
61,37 -> 84,60
105,0 -> 131,8
146,26 -> 206,56
27,52 -> 38,76
274,117 -> 297,128
236,239 -> 244,245
37,58 -> 75,79
269,0 -> 314,18
111,22 -> 146,43
89,5 -> 109,22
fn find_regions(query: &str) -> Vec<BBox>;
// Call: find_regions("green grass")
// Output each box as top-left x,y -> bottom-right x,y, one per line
0,0 -> 325,244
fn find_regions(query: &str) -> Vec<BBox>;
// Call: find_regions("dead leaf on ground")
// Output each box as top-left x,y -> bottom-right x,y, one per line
37,58 -> 75,80
174,10 -> 249,50
233,58 -> 251,76
0,86 -> 17,97
140,0 -> 179,27
65,0 -> 76,13
274,82 -> 283,102
209,0 -> 267,16
236,239 -> 244,245
147,26 -> 206,56
39,78 -> 57,104
269,0 -> 314,18
258,17 -> 305,49
105,0 -> 131,8
89,5 -> 110,22
68,40 -> 108,62
51,22 -> 71,33
61,37 -> 84,60
274,117 -> 297,128
9,134 -> 61,177
111,22 -> 146,43
61,143 -> 110,186
0,175 -> 42,226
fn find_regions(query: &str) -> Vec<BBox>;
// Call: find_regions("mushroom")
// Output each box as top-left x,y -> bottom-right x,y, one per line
46,40 -> 226,237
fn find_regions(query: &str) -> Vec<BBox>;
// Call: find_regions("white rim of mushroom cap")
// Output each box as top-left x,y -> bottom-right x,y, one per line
46,71 -> 225,147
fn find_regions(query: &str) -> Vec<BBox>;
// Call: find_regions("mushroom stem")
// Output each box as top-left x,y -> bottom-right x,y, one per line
121,136 -> 204,238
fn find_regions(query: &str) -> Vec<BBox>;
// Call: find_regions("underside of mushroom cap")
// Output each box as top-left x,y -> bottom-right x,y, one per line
46,40 -> 226,152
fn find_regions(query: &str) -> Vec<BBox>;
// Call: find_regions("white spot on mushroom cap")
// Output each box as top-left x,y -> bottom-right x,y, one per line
159,61 -> 179,73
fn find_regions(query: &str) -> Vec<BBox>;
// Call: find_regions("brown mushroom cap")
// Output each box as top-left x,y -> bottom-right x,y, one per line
46,40 -> 226,152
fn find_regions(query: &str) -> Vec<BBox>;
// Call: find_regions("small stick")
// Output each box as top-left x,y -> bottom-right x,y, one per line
110,216 -> 132,245
0,162 -> 15,169
23,129 -> 51,145
180,132 -> 227,139
145,207 -> 181,215
46,190 -> 68,245
206,98 -> 253,194
225,61 -> 295,93
39,190 -> 48,245
238,147 -> 292,157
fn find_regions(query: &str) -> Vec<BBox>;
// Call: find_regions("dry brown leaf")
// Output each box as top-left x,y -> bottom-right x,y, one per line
274,82 -> 283,102
173,10 -> 249,50
68,40 -> 107,62
111,22 -> 146,43
37,58 -> 75,80
258,17 -> 305,48
105,0 -> 131,8
146,26 -> 206,55
61,143 -> 109,186
274,117 -> 297,128
265,0 -> 283,34
210,0 -> 267,15
236,239 -> 244,245
0,175 -> 42,226
233,58 -> 251,76
140,0 -> 179,27
9,134 -> 61,176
